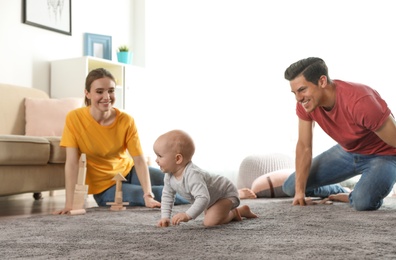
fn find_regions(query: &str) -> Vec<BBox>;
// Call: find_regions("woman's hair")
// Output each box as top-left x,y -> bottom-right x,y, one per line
284,57 -> 330,85
84,68 -> 116,106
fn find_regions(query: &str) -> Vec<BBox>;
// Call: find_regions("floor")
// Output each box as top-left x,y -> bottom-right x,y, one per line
2,188 -> 395,221
0,191 -> 98,220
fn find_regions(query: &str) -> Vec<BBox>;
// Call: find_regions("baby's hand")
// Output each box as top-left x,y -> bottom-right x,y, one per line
157,218 -> 171,227
171,212 -> 191,225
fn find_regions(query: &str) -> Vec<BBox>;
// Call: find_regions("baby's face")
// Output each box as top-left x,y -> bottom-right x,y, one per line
153,138 -> 177,174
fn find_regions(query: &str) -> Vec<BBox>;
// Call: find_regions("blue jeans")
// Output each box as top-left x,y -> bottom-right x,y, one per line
282,145 -> 396,211
93,166 -> 189,206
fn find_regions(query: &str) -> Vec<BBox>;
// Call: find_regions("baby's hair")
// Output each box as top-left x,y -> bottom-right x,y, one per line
166,130 -> 195,162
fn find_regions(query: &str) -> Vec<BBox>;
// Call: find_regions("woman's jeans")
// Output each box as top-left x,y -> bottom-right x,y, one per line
282,145 -> 396,211
94,166 -> 189,206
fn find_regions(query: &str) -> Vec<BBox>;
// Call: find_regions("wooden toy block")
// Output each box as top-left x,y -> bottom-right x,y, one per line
68,153 -> 89,216
106,173 -> 128,211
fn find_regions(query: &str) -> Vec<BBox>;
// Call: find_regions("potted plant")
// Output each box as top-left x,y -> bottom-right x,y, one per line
116,45 -> 133,64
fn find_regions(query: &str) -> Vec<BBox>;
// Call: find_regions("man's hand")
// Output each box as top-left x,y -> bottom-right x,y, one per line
171,212 -> 191,225
292,192 -> 307,206
157,218 -> 171,227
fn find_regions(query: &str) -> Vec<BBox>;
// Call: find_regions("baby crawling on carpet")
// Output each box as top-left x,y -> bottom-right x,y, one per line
153,129 -> 258,227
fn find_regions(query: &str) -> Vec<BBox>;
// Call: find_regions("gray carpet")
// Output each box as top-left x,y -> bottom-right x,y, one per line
1,197 -> 396,260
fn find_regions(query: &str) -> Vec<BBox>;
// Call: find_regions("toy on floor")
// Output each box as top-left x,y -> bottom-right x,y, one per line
106,173 -> 129,211
68,153 -> 89,215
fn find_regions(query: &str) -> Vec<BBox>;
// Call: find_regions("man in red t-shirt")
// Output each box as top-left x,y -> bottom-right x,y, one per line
282,57 -> 396,211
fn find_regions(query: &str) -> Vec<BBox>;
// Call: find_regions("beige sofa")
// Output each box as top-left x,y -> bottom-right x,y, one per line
0,83 -> 67,199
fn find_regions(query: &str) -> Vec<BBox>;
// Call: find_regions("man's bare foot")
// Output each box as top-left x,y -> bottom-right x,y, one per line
328,193 -> 350,203
343,187 -> 352,193
305,197 -> 333,205
238,205 -> 258,219
238,188 -> 257,199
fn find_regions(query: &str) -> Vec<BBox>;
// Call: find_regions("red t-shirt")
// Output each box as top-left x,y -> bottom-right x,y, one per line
296,80 -> 396,155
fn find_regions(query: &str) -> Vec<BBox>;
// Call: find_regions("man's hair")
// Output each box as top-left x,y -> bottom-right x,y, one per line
284,57 -> 330,85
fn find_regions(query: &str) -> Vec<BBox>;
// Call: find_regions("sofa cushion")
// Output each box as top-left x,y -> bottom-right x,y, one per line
0,84 -> 49,135
25,97 -> 83,136
0,135 -> 50,165
46,136 -> 66,163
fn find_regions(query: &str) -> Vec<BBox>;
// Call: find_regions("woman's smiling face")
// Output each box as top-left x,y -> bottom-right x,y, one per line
86,77 -> 116,112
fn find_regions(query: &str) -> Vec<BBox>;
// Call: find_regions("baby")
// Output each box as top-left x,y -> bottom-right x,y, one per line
153,129 -> 257,227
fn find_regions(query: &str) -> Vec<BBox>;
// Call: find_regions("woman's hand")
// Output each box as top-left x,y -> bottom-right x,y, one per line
52,207 -> 72,215
144,196 -> 161,208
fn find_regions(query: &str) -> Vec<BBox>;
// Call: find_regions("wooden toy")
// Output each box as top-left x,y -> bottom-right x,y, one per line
106,173 -> 129,211
68,153 -> 89,215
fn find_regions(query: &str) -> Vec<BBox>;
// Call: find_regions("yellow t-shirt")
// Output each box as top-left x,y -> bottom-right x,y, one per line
60,107 -> 143,194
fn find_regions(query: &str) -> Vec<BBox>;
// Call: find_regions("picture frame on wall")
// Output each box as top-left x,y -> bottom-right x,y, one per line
84,33 -> 112,61
23,0 -> 72,36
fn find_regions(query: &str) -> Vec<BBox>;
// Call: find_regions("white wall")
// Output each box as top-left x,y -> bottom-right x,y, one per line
134,0 -> 396,182
0,0 -> 144,93
1,0 -> 396,183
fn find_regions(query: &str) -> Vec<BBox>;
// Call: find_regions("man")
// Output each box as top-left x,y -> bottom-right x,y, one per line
282,57 -> 396,211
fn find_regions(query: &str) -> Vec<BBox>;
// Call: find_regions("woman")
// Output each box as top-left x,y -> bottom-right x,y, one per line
238,169 -> 294,199
53,68 -> 187,214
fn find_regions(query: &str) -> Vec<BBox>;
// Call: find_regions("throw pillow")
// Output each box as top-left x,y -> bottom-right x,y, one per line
25,97 -> 83,136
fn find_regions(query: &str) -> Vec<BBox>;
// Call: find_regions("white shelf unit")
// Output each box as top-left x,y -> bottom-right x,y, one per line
51,56 -> 126,109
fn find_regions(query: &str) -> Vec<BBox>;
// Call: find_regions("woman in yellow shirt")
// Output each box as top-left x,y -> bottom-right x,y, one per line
53,68 -> 188,214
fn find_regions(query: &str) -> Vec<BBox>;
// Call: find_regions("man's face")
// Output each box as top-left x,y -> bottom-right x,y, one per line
290,75 -> 322,113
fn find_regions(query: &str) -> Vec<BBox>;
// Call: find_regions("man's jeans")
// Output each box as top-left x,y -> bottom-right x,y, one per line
283,145 -> 396,211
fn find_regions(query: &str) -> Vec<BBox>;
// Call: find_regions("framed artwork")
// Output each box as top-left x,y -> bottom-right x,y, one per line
84,33 -> 112,60
23,0 -> 72,36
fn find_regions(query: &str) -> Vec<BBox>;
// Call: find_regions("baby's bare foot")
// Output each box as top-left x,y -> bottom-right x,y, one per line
238,205 -> 258,218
